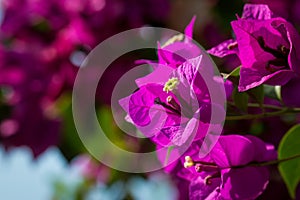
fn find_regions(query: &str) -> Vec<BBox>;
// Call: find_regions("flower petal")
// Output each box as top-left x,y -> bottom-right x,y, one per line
184,16 -> 196,39
128,84 -> 180,127
221,167 -> 269,200
239,68 -> 294,91
242,4 -> 275,20
135,63 -> 173,87
211,135 -> 256,167
207,39 -> 238,58
189,175 -> 221,200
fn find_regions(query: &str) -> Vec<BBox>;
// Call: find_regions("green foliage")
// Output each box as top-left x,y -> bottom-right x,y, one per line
232,87 -> 248,113
57,94 -> 86,160
249,121 -> 264,136
264,85 -> 282,101
278,124 -> 300,199
247,85 -> 264,106
223,66 -> 240,82
96,105 -> 129,150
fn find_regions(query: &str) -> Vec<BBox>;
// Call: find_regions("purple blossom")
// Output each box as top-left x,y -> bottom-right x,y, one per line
178,135 -> 277,200
120,56 -> 214,147
208,4 -> 275,58
0,49 -> 63,156
209,4 -> 300,92
0,0 -> 171,155
232,15 -> 300,91
119,17 -> 227,147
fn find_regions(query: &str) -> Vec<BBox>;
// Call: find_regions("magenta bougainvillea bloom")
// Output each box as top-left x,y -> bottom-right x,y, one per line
232,14 -> 300,91
176,135 -> 277,200
0,0 -> 170,155
119,17 -> 227,147
120,56 -> 216,147
0,48 -> 63,156
209,4 -> 300,92
208,4 -> 275,58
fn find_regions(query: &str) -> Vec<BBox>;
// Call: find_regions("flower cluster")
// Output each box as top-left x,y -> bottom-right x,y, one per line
2,1 -> 298,199
120,18 -> 225,148
181,135 -> 276,200
0,0 -> 170,155
209,4 -> 300,92
120,9 -> 284,199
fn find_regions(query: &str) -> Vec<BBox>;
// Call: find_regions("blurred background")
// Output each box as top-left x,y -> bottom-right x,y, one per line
0,0 -> 300,199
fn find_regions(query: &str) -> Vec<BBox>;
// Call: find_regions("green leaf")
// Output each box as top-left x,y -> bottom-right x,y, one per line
222,66 -> 241,81
249,120 -> 264,136
58,95 -> 86,160
96,105 -> 128,150
278,124 -> 300,199
232,87 -> 248,113
264,85 -> 282,101
247,85 -> 264,106
275,85 -> 282,101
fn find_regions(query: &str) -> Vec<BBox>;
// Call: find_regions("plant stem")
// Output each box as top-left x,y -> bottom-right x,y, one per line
230,154 -> 300,169
226,108 -> 290,120
227,102 -> 283,110
255,154 -> 300,167
226,102 -> 300,121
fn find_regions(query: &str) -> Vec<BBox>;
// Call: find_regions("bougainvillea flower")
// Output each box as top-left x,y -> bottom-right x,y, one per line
120,15 -> 227,147
232,15 -> 300,91
208,4 -> 275,58
0,0 -> 170,155
178,135 -> 277,200
0,49 -> 63,156
209,4 -> 300,91
120,56 -> 221,147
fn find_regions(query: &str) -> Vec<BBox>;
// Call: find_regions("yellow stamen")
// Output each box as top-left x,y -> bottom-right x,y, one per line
161,34 -> 184,48
163,77 -> 179,93
184,156 -> 194,168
